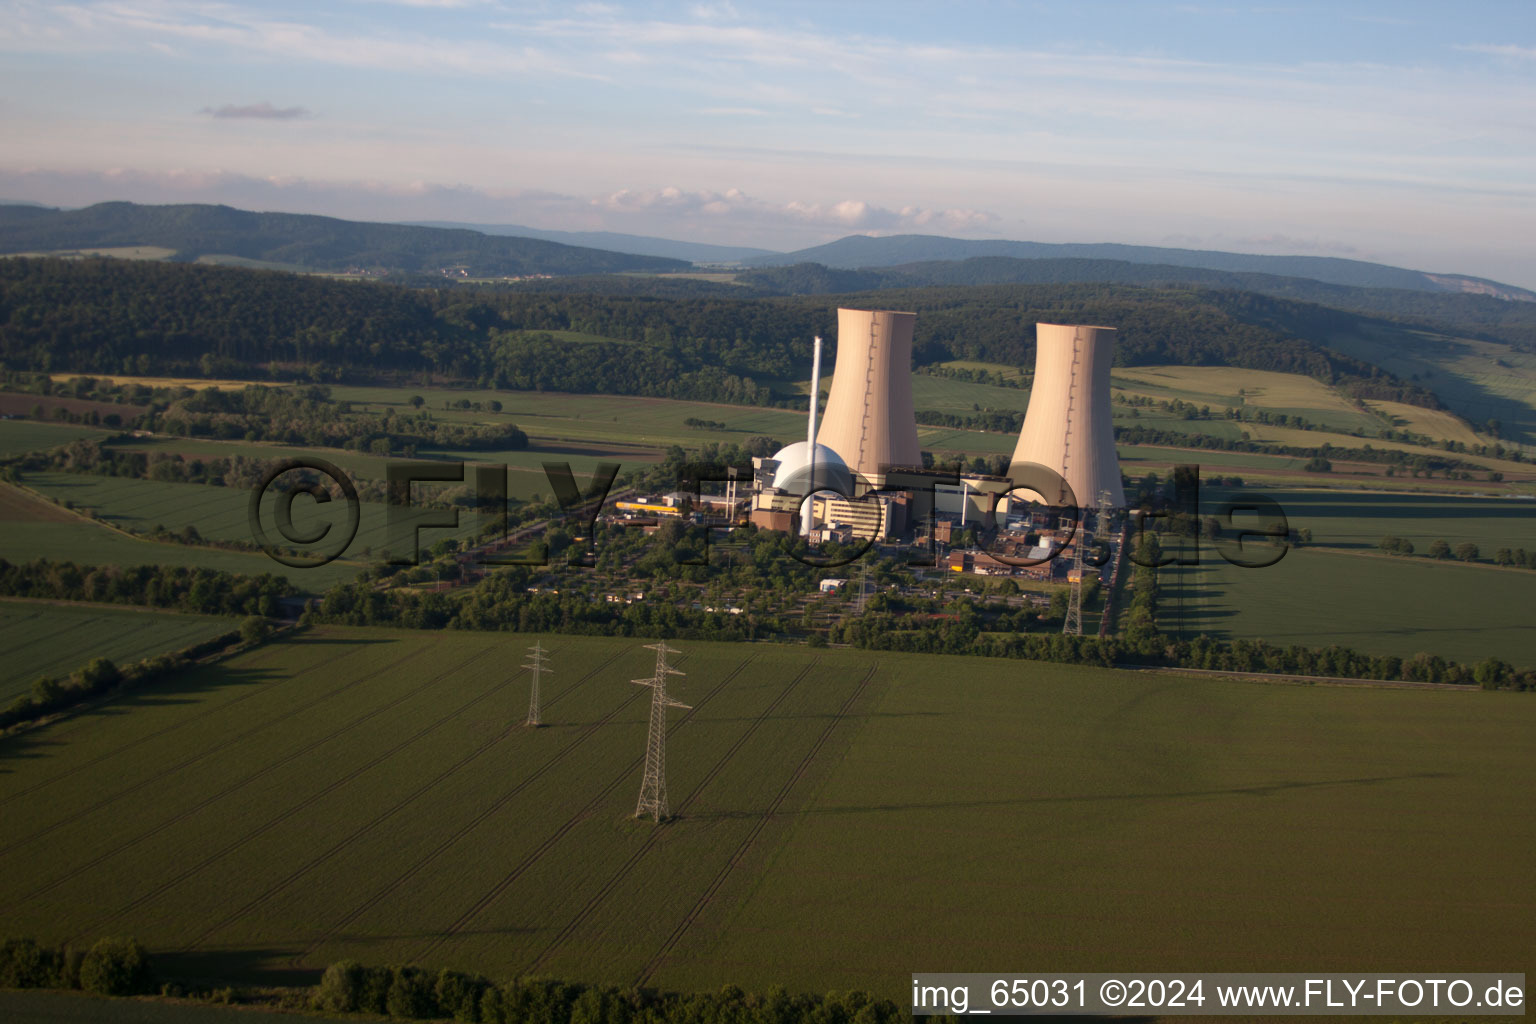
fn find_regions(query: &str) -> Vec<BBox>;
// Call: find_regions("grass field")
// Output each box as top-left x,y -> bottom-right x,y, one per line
0,628 -> 1529,1000
0,601 -> 235,704
0,419 -> 115,459
4,246 -> 177,261
21,472 -> 484,560
0,482 -> 364,591
1159,486 -> 1536,665
1112,365 -> 1385,435
1166,547 -> 1536,666
1323,323 -> 1536,448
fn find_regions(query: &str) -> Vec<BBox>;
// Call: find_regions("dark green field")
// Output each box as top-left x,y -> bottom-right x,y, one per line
1163,487 -> 1536,666
0,628 -> 1529,1000
0,602 -> 235,704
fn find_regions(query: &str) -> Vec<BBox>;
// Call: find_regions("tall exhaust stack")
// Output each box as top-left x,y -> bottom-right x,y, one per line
1010,323 -> 1124,509
815,308 -> 921,480
802,335 -> 823,536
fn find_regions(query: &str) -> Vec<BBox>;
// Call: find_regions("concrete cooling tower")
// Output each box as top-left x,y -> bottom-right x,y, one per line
1010,323 -> 1125,509
815,308 -> 922,480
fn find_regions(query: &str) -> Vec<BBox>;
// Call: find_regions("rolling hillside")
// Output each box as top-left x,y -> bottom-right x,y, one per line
744,233 -> 1536,299
0,203 -> 688,278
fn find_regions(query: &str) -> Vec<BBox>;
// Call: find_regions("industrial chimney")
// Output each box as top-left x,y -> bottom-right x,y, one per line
1010,323 -> 1125,509
815,308 -> 922,481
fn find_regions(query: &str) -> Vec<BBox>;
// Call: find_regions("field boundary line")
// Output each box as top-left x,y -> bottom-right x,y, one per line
6,641 -> 472,909
181,643 -> 631,960
67,646 -> 507,945
408,653 -> 755,968
1135,665 -> 1481,691
525,658 -> 820,976
634,660 -> 880,986
0,639 -> 424,857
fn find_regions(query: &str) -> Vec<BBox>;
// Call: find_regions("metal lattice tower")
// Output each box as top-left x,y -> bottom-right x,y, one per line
633,641 -> 690,822
1063,504 -> 1088,637
523,642 -> 550,727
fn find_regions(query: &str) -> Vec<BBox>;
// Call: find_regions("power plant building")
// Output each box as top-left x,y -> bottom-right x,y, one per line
1009,323 -> 1125,509
813,308 -> 922,482
750,313 -> 1123,542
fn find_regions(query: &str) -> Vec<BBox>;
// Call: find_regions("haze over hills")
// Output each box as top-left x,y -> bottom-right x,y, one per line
0,202 -> 688,277
745,234 -> 1536,301
402,221 -> 776,265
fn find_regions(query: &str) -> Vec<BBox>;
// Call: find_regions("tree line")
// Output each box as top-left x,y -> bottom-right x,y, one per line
0,258 -> 1440,410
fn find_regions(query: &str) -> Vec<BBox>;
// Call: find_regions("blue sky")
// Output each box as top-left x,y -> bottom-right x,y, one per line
1,1 -> 1533,283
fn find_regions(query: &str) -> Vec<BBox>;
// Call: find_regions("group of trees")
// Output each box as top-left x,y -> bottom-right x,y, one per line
1113,424 -> 1481,476
1380,535 -> 1523,565
313,960 -> 907,1024
1,374 -> 529,453
0,558 -> 293,616
0,258 -> 1444,413
0,936 -> 153,996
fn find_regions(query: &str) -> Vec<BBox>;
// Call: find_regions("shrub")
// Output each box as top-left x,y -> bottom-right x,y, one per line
240,615 -> 272,644
435,968 -> 489,1022
315,960 -> 367,1012
79,936 -> 153,995
0,937 -> 61,988
78,657 -> 121,692
386,966 -> 437,1019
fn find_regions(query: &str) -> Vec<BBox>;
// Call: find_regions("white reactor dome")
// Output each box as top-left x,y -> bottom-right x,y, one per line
768,441 -> 854,497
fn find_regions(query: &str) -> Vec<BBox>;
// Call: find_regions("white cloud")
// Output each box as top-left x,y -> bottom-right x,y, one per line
595,185 -> 997,233
200,101 -> 309,119
1456,43 -> 1536,60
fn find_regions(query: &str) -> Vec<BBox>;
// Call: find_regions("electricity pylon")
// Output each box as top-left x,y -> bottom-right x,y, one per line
1063,510 -> 1087,636
523,642 -> 550,727
633,641 -> 689,822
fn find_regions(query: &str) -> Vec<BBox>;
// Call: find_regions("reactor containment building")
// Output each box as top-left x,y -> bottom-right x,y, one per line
750,312 -> 1124,542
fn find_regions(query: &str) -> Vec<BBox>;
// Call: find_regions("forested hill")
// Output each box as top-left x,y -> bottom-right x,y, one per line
0,202 -> 688,277
0,256 -> 1435,408
745,232 -> 1536,300
736,258 -> 1536,350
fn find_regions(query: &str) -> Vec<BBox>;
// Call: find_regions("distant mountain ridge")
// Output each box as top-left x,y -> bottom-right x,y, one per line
402,221 -> 776,265
0,202 -> 688,277
745,234 -> 1535,301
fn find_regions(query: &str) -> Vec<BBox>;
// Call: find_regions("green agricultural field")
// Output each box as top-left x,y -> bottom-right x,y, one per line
331,385 -> 807,455
0,480 -> 365,591
0,419 -> 114,459
0,628 -> 1529,1001
102,436 -> 393,480
1322,323 -> 1536,448
1162,492 -> 1534,644
22,472 -> 484,562
1157,485 -> 1536,665
1111,365 -> 1386,435
0,600 -> 235,704
1165,547 -> 1536,666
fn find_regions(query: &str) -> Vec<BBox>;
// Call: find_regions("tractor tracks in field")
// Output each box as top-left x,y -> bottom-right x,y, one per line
407,653 -> 761,969
524,657 -> 823,978
187,644 -> 633,961
67,646 -> 508,944
3,644 -> 458,910
0,644 -> 433,861
0,640 -> 302,809
634,660 -> 881,987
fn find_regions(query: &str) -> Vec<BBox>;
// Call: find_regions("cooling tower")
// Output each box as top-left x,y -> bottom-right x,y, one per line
815,308 -> 922,480
1010,323 -> 1125,508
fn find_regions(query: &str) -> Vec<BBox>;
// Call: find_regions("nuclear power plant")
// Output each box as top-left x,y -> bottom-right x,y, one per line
748,309 -> 1125,550
813,308 -> 922,481
1010,323 -> 1126,509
